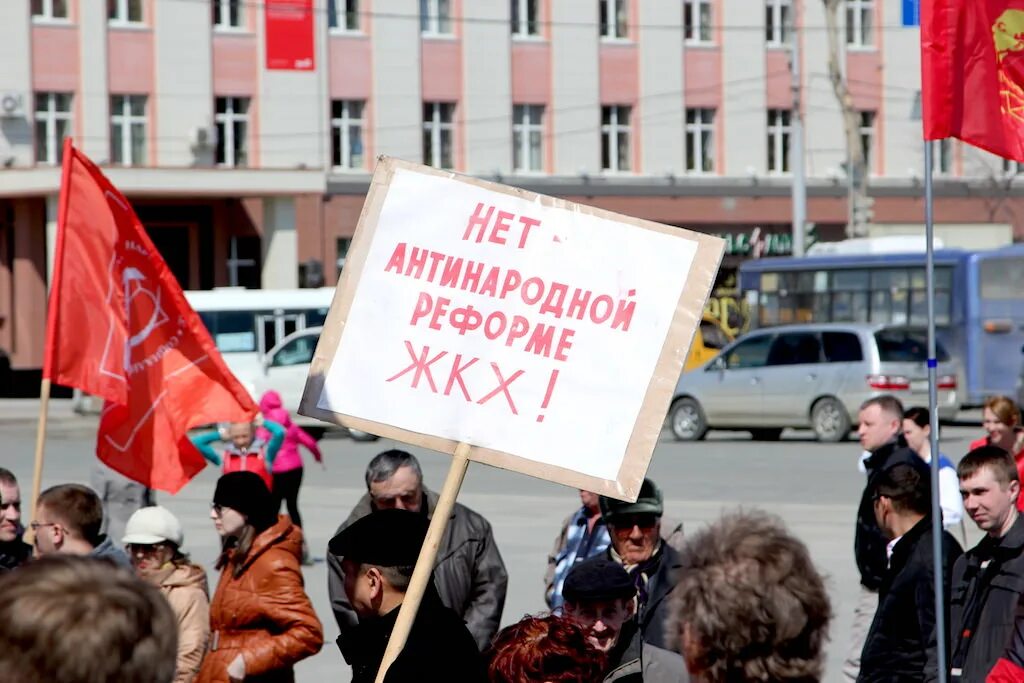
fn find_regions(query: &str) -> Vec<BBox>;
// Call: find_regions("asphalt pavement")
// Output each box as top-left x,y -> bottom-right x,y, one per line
0,402 -> 988,682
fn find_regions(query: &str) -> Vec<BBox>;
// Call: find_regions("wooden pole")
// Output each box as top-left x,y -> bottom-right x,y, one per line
374,441 -> 471,683
26,377 -> 52,544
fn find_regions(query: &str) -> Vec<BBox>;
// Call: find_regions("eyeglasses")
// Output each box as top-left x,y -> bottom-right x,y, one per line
611,514 -> 659,531
127,543 -> 164,556
210,503 -> 223,517
29,521 -> 57,532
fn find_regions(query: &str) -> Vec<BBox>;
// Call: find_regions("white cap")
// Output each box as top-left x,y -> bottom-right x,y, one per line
122,506 -> 184,547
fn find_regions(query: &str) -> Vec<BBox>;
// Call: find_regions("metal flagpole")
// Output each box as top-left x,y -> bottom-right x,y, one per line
924,139 -> 948,683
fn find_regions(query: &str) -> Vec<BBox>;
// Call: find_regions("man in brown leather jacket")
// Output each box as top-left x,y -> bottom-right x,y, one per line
327,449 -> 507,657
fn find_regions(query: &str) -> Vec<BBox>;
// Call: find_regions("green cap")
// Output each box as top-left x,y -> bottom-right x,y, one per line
599,478 -> 663,521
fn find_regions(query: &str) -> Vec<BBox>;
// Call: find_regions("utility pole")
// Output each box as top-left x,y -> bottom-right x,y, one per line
790,1 -> 807,257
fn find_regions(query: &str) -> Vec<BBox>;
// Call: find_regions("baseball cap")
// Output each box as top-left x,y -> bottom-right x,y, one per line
122,506 -> 184,546
599,478 -> 664,522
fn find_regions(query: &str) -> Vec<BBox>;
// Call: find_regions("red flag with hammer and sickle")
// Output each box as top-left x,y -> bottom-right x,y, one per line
44,140 -> 257,493
922,0 -> 1024,160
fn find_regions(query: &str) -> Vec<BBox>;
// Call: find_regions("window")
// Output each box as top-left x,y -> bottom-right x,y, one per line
108,0 -> 143,23
337,237 -> 352,272
34,92 -> 72,165
213,0 -> 242,29
1003,157 -> 1024,175
936,138 -> 953,175
845,0 -> 873,47
226,235 -> 260,288
331,100 -> 365,170
981,258 -> 1024,300
765,0 -> 791,46
269,333 -> 317,367
822,332 -> 864,362
513,104 -> 544,172
767,109 -> 791,174
420,0 -> 452,35
684,0 -> 712,43
685,108 -> 715,173
512,0 -> 539,36
875,330 -> 950,363
423,102 -> 455,169
599,0 -> 627,39
215,97 -> 250,167
725,335 -> 774,369
110,95 -> 147,166
858,110 -> 875,171
328,0 -> 360,31
31,0 -> 68,20
601,105 -> 631,172
767,333 -> 822,366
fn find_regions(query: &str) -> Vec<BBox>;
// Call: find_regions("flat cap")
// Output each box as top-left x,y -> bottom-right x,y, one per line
599,478 -> 663,522
327,509 -> 428,567
563,557 -> 637,604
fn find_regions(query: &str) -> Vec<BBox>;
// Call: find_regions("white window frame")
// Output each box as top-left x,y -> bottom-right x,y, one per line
685,107 -> 716,173
34,92 -> 72,166
108,0 -> 144,25
599,0 -> 628,40
331,100 -> 366,170
512,104 -> 544,172
858,110 -> 875,172
767,109 -> 791,174
845,0 -> 874,48
684,0 -> 713,45
213,0 -> 243,30
420,0 -> 452,36
329,0 -> 360,32
600,105 -> 632,173
31,0 -> 69,21
423,102 -> 454,169
765,0 -> 791,48
215,96 -> 250,168
511,0 -> 540,38
110,94 -> 147,167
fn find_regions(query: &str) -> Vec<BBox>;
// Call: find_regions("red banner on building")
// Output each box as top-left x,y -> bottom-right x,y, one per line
265,0 -> 315,71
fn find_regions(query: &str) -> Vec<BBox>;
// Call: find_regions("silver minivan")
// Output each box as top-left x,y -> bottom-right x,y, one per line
668,323 -> 961,442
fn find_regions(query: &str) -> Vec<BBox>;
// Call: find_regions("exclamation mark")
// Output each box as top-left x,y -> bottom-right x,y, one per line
536,369 -> 560,422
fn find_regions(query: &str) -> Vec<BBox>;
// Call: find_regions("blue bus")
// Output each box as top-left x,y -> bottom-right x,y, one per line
738,244 -> 1024,406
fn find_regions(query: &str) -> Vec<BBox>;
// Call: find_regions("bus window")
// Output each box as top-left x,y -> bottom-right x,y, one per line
305,307 -> 330,328
200,311 -> 257,353
981,258 -> 1024,299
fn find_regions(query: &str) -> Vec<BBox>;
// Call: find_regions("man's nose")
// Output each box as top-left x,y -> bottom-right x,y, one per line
592,619 -> 607,633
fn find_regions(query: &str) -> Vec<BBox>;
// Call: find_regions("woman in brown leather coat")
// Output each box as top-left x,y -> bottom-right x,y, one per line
196,472 -> 323,683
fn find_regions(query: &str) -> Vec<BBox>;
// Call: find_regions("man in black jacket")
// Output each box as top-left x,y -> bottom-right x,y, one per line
844,394 -> 913,682
327,449 -> 507,656
329,508 -> 487,683
949,446 -> 1024,682
0,468 -> 30,572
859,460 -> 963,682
599,478 -> 682,652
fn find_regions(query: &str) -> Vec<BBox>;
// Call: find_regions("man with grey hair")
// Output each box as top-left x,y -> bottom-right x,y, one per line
327,449 -> 507,660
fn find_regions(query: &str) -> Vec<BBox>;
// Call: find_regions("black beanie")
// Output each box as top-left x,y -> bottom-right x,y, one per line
213,472 -> 276,532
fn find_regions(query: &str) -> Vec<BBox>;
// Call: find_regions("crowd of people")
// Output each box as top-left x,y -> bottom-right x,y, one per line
4,392 -> 1024,681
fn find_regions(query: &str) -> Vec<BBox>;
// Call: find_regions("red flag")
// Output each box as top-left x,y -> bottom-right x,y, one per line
45,141 -> 257,493
922,0 -> 1024,160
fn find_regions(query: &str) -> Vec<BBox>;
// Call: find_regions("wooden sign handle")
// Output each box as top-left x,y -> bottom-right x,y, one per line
373,441 -> 471,683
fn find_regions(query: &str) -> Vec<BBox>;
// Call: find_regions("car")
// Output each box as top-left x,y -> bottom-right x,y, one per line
667,323 -> 962,443
245,326 -> 379,442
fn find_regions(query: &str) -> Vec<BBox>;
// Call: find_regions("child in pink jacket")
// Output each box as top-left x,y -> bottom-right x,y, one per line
257,391 -> 323,542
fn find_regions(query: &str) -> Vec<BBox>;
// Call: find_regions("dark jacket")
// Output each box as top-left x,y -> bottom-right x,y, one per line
345,586 -> 487,683
0,538 -> 31,572
950,514 -> 1024,682
603,621 -> 689,683
605,542 -> 683,652
858,515 -> 963,682
327,488 -> 508,652
856,438 -> 919,590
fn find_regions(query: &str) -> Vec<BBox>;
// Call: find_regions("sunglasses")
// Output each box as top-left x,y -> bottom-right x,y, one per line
611,514 -> 659,530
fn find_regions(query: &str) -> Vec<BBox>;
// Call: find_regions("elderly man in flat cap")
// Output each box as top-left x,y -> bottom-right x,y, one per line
562,556 -> 688,683
328,508 -> 486,683
599,478 -> 683,652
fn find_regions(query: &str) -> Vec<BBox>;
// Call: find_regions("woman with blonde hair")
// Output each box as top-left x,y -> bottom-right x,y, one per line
123,505 -> 210,683
971,395 -> 1024,510
197,472 -> 322,683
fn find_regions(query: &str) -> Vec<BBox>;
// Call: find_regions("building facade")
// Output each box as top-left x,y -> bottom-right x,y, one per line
1,0 -> 1022,388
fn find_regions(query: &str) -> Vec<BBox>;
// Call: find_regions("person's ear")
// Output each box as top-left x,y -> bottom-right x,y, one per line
625,598 -> 636,618
1010,479 -> 1021,504
366,567 -> 384,601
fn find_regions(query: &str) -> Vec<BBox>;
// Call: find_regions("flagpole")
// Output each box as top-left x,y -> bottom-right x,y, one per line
924,139 -> 948,683
29,139 -> 74,530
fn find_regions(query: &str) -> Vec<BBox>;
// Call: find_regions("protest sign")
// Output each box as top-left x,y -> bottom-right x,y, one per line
300,157 -> 724,501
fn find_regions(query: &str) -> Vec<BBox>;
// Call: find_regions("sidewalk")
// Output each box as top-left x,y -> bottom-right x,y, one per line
0,398 -> 94,425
